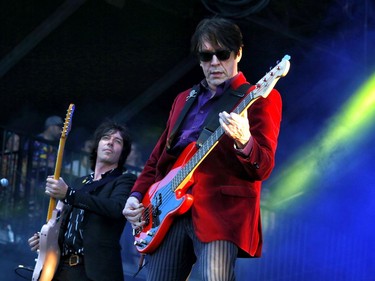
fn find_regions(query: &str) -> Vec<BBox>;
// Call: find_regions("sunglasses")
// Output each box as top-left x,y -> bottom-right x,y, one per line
198,50 -> 232,62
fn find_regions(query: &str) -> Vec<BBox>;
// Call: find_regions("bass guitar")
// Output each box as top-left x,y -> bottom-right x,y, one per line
32,104 -> 75,281
133,55 -> 291,254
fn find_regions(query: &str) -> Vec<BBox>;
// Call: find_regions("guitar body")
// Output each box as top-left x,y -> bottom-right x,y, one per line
32,201 -> 65,281
134,142 -> 197,253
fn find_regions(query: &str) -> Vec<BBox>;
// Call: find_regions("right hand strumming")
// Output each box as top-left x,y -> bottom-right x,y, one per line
122,196 -> 145,229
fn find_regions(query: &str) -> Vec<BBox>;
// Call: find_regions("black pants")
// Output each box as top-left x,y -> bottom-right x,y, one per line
53,262 -> 91,281
146,214 -> 238,281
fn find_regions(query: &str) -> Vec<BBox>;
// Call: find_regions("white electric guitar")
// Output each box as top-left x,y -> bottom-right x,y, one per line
32,104 -> 75,281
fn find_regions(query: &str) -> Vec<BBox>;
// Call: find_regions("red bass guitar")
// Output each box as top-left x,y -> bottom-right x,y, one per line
133,56 -> 291,254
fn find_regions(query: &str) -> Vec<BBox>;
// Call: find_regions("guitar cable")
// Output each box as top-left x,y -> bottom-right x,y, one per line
14,264 -> 34,280
133,253 -> 147,278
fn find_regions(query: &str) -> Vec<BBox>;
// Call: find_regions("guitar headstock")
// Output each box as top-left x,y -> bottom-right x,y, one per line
61,104 -> 75,139
254,55 -> 291,99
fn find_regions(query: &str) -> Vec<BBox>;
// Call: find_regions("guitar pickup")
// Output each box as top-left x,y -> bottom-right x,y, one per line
134,239 -> 147,246
132,227 -> 142,236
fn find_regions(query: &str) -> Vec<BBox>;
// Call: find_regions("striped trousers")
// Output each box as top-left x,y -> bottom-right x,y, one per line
146,213 -> 238,281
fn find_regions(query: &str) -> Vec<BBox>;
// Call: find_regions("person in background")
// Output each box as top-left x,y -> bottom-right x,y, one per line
123,17 -> 283,280
28,120 -> 137,281
65,138 -> 95,178
30,115 -> 63,177
125,142 -> 144,177
25,116 -> 64,222
5,132 -> 20,153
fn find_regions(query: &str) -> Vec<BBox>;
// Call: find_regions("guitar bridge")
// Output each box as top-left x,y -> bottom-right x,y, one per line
132,227 -> 142,236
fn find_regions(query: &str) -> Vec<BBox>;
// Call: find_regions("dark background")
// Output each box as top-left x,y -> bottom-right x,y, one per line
1,0 -> 375,280
2,0 -> 369,151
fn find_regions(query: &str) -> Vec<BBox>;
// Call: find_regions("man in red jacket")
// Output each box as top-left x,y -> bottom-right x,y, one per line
123,17 -> 282,281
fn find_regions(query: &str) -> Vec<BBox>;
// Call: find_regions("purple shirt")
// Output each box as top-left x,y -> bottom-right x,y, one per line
170,78 -> 233,154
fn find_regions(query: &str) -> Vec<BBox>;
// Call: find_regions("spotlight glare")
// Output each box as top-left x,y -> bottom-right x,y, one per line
266,73 -> 375,210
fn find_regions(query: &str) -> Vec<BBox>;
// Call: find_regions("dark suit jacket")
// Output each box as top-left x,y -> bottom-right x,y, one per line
59,169 -> 136,281
131,72 -> 282,257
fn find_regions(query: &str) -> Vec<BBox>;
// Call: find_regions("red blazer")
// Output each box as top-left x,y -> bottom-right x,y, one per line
132,72 -> 282,257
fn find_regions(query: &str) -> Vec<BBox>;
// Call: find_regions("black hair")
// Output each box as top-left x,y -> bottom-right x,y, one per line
190,17 -> 244,56
89,120 -> 132,171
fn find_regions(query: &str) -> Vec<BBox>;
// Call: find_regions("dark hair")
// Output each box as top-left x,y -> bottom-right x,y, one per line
190,17 -> 244,56
90,120 -> 132,171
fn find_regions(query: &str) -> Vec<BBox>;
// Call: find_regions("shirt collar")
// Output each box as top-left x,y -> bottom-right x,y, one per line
82,167 -> 120,184
200,73 -> 240,98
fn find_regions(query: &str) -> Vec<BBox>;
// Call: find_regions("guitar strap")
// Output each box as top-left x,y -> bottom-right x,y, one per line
167,84 -> 200,151
166,82 -> 251,150
196,83 -> 251,147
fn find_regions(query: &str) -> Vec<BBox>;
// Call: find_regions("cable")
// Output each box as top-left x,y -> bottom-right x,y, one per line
14,265 -> 34,280
201,0 -> 270,19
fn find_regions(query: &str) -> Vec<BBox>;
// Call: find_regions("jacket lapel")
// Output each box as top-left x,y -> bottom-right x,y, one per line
167,84 -> 200,150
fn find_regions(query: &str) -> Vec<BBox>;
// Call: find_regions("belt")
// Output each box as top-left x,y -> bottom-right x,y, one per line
62,254 -> 84,266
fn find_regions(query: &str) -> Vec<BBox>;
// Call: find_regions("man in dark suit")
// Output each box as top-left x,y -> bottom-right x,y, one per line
29,120 -> 137,281
123,17 -> 283,281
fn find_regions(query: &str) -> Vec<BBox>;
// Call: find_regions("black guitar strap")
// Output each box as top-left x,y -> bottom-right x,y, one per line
166,83 -> 251,150
167,84 -> 200,151
196,83 -> 251,147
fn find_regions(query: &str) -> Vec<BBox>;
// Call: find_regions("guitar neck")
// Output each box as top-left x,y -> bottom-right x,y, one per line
46,137 -> 66,222
45,103 -> 75,222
